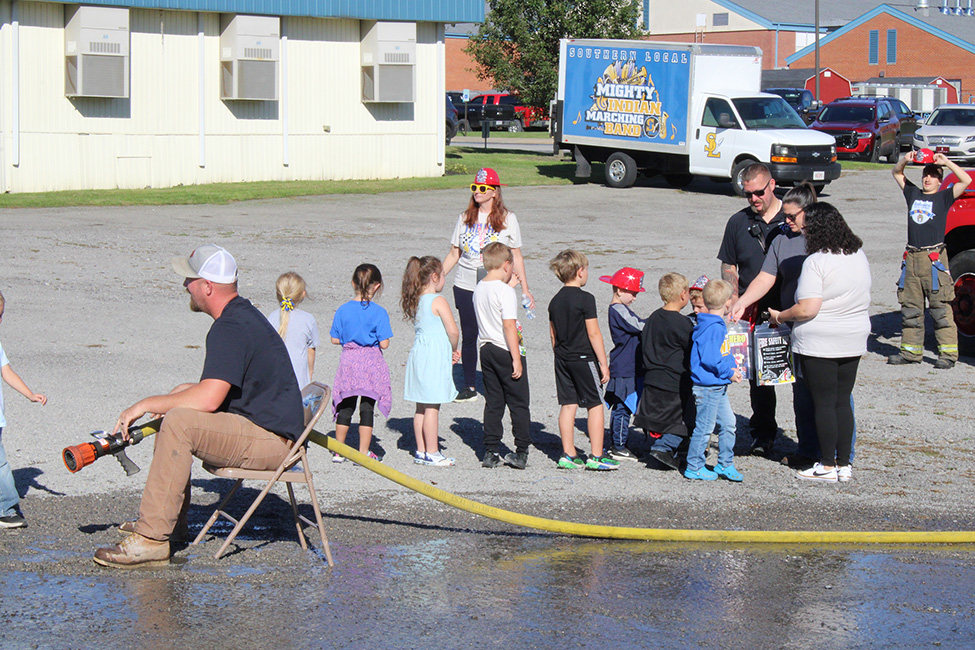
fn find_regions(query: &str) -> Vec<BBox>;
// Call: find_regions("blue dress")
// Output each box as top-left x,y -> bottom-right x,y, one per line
404,293 -> 458,404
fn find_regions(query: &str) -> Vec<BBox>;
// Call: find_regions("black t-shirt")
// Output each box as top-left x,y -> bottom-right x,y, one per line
201,296 -> 304,440
548,285 -> 598,361
903,179 -> 955,248
717,205 -> 787,295
641,307 -> 693,392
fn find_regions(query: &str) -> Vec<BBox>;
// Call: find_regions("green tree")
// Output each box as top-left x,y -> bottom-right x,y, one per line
465,0 -> 641,108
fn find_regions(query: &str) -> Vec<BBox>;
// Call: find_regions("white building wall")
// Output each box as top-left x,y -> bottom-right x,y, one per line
646,0 -> 763,35
0,1 -> 444,192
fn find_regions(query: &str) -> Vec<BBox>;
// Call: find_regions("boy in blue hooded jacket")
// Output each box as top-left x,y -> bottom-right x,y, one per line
685,279 -> 743,481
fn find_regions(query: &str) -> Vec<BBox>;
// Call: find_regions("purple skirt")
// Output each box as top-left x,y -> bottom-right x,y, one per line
332,343 -> 392,420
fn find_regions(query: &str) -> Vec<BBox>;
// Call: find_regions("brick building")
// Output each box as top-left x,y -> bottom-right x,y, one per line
787,4 -> 974,103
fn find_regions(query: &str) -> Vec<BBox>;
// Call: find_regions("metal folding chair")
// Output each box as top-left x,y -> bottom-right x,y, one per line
192,381 -> 334,565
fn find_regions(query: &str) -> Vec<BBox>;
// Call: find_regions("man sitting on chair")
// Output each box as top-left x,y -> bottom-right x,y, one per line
94,244 -> 303,568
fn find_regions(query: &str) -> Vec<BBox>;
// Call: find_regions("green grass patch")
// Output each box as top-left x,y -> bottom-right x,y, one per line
0,147 -> 576,209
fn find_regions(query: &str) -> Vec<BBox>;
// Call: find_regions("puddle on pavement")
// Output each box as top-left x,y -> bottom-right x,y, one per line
3,536 -> 975,648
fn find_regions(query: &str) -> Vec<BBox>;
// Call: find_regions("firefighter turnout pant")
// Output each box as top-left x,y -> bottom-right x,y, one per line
897,247 -> 957,362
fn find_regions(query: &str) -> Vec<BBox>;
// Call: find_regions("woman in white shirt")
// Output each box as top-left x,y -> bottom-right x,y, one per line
769,202 -> 871,484
443,168 -> 534,402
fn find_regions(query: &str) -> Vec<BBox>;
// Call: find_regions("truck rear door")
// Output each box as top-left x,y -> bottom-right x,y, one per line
689,97 -> 739,178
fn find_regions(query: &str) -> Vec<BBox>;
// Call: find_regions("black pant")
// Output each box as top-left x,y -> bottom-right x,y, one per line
749,380 -> 777,443
796,354 -> 859,466
480,344 -> 531,454
453,286 -> 478,389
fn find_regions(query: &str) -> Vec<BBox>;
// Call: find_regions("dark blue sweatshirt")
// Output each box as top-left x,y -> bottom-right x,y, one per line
607,302 -> 645,378
690,312 -> 736,386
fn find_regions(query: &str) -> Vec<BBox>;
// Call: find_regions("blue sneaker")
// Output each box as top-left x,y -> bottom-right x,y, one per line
684,466 -> 718,481
714,464 -> 743,482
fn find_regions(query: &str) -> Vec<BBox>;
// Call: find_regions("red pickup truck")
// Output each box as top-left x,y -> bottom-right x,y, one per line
469,93 -> 550,132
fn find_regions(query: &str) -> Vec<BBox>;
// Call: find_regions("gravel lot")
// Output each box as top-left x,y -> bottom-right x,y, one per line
1,166 -> 973,552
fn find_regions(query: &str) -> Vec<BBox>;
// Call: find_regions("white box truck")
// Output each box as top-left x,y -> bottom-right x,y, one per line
553,39 -> 840,195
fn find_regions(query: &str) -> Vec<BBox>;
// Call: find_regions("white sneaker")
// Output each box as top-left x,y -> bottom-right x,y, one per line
797,462 -> 838,483
837,465 -> 853,482
331,453 -> 345,464
425,452 -> 455,467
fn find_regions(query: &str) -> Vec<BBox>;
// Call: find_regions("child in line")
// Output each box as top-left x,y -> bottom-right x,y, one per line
330,264 -> 392,463
0,291 -> 47,529
266,272 -> 319,389
401,256 -> 460,467
688,275 -> 709,322
633,273 -> 694,472
473,243 -> 532,469
685,279 -> 743,481
548,250 -> 618,471
600,267 -> 646,461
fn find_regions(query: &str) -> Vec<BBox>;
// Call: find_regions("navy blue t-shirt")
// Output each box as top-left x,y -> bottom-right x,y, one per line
201,296 -> 304,441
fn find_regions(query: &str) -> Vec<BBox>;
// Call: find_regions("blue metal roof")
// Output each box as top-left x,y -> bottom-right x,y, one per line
36,0 -> 484,22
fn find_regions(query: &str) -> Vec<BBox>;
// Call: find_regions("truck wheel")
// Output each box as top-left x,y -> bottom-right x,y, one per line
949,250 -> 975,338
731,159 -> 757,197
458,119 -> 470,136
605,152 -> 638,188
663,173 -> 694,188
507,120 -> 524,133
869,138 -> 881,163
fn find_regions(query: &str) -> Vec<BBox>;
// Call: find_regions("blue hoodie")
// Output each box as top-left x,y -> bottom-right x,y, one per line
690,312 -> 736,386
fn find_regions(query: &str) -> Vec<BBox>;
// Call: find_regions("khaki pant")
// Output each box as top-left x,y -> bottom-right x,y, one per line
133,408 -> 291,541
898,248 -> 958,362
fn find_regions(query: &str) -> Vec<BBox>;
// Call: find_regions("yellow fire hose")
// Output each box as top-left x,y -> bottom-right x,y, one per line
307,431 -> 975,545
75,421 -> 975,544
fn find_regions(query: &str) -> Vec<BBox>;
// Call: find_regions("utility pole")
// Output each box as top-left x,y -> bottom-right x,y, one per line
815,0 -> 821,101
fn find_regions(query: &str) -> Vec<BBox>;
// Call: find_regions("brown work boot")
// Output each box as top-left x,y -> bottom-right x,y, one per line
94,532 -> 170,568
118,519 -> 188,543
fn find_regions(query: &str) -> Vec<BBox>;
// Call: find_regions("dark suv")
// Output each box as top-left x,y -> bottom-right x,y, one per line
810,97 -> 916,162
765,87 -> 820,124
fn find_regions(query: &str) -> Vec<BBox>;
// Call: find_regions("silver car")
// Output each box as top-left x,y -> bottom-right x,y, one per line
912,104 -> 975,163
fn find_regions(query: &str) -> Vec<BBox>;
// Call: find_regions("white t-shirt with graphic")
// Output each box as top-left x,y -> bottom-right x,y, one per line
449,211 -> 523,291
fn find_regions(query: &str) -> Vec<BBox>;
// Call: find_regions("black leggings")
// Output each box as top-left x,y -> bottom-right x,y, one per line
335,396 -> 376,428
797,354 -> 859,466
453,285 -> 478,389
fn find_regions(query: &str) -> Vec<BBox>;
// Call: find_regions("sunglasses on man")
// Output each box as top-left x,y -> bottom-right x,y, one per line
742,178 -> 771,200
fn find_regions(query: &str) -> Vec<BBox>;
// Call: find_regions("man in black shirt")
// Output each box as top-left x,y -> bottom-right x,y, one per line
717,163 -> 786,456
94,244 -> 303,568
889,151 -> 971,369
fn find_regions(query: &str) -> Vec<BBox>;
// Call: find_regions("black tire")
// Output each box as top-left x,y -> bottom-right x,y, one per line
950,249 -> 975,282
605,152 -> 638,188
949,249 -> 975,345
663,173 -> 694,188
507,120 -> 525,133
869,138 -> 881,163
458,119 -> 470,136
731,159 -> 757,197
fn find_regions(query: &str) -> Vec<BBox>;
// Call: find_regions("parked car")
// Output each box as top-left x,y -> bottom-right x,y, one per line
809,97 -> 907,162
912,104 -> 975,164
469,93 -> 550,131
764,87 -> 820,124
445,95 -> 459,145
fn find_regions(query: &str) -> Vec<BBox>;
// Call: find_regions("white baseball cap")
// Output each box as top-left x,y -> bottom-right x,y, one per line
171,244 -> 238,284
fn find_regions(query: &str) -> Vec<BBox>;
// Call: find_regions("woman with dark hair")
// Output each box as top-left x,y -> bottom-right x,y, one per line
768,202 -> 871,483
443,168 -> 534,402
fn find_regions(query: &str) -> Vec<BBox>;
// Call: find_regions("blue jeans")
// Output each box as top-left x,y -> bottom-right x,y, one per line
609,401 -> 632,449
651,433 -> 684,454
0,429 -> 20,516
794,367 -> 857,462
687,385 -> 736,472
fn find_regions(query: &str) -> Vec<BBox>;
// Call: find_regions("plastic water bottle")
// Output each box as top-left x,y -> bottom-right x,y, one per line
521,293 -> 535,320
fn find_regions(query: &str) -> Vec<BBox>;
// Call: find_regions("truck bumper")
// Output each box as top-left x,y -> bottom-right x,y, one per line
769,162 -> 842,185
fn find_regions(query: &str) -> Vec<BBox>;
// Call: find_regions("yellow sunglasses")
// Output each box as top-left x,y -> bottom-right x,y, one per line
470,184 -> 496,193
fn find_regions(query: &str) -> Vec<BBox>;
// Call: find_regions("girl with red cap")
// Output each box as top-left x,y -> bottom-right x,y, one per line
443,168 -> 534,402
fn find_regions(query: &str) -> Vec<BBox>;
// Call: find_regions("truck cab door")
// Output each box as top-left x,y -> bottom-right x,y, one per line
690,97 -> 740,177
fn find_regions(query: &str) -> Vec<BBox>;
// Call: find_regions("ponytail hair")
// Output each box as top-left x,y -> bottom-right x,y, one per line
401,256 -> 443,322
352,263 -> 383,305
275,272 -> 307,339
782,181 -> 817,210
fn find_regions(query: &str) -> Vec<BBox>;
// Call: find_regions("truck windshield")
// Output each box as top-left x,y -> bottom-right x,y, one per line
732,97 -> 807,130
818,105 -> 874,123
